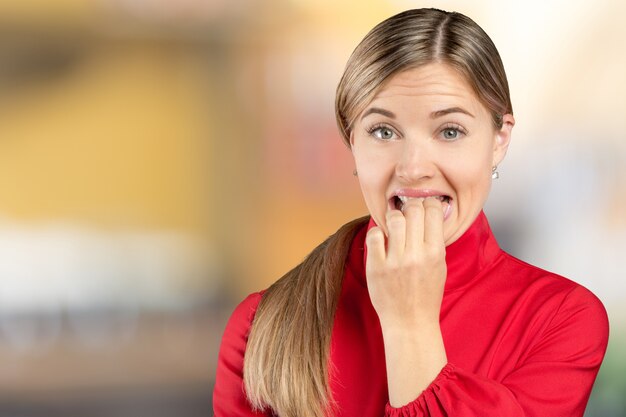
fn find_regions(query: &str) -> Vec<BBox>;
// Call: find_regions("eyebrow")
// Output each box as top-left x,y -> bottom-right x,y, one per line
360,107 -> 396,120
430,107 -> 475,119
360,106 -> 474,121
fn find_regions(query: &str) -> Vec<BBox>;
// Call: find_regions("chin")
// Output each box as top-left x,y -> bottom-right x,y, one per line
446,209 -> 481,245
443,226 -> 456,246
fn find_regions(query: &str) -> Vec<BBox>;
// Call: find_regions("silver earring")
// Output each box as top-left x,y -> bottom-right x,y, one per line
353,169 -> 358,177
492,165 -> 499,180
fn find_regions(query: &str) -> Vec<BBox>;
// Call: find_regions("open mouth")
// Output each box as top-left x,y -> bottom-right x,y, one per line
392,195 -> 451,212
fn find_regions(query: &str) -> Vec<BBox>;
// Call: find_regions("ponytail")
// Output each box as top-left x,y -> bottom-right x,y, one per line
243,216 -> 369,417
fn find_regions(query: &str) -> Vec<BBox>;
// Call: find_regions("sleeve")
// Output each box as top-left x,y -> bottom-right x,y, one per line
213,292 -> 271,417
384,286 -> 610,417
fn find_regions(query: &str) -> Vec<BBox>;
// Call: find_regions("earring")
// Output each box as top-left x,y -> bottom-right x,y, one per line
491,165 -> 499,180
353,169 -> 358,177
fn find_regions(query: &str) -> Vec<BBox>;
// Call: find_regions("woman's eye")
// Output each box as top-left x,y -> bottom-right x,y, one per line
442,128 -> 459,140
441,127 -> 465,140
371,126 -> 395,140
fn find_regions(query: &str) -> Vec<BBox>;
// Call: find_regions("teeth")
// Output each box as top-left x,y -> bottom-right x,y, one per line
395,195 -> 450,211
397,195 -> 448,203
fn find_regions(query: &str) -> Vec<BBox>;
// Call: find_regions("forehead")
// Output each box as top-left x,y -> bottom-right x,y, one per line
368,63 -> 486,116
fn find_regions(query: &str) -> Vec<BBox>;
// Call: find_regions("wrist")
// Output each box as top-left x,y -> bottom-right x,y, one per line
379,315 -> 441,336
381,323 -> 448,408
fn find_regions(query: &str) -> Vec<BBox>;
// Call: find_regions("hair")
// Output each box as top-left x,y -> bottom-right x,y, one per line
244,216 -> 369,417
243,8 -> 513,417
336,9 -> 513,145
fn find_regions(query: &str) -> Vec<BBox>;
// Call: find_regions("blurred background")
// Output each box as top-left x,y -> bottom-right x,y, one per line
0,0 -> 624,416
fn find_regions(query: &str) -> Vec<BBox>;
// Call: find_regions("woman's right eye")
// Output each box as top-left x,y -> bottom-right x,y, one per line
369,126 -> 396,140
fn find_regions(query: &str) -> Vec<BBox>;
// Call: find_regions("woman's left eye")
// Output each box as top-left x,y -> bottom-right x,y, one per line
443,128 -> 459,140
440,126 -> 465,141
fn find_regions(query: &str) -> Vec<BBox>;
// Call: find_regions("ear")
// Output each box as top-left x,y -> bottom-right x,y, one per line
349,130 -> 356,148
492,114 -> 514,167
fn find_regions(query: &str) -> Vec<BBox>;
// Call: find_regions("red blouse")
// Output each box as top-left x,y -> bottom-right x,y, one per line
213,211 -> 609,416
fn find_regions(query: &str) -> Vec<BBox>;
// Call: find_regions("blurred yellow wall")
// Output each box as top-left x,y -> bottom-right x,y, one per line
0,41 -> 212,232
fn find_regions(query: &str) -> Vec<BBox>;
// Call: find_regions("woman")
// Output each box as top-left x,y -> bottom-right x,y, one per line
213,8 -> 608,417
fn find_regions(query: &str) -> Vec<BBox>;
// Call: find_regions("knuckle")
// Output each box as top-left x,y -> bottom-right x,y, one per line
386,212 -> 405,226
366,264 -> 383,276
368,264 -> 387,279
366,228 -> 384,243
403,203 -> 423,215
425,203 -> 442,216
424,244 -> 444,259
387,262 -> 401,275
403,260 -> 420,274
404,198 -> 424,209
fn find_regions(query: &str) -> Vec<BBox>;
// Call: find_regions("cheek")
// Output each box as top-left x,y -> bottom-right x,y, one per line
353,146 -> 393,188
352,148 -> 395,222
445,149 -> 492,194
356,164 -> 388,204
450,154 -> 491,204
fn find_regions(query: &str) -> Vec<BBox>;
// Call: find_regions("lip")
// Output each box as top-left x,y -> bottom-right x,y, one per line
390,188 -> 451,199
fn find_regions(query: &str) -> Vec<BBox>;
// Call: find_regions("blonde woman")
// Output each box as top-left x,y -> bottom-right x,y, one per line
213,8 -> 608,417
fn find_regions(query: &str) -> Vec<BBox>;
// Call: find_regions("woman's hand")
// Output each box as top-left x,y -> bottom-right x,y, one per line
365,196 -> 448,407
365,196 -> 447,330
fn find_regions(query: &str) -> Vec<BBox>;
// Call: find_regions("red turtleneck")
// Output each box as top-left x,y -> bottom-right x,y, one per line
213,212 -> 608,416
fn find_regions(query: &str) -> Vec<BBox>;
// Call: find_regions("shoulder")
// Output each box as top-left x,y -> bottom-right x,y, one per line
214,292 -> 264,395
497,251 -> 593,298
220,292 -> 264,356
499,252 -> 609,358
213,293 -> 265,413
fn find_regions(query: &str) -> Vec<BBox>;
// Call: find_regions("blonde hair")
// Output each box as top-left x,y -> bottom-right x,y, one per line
244,216 -> 369,417
336,9 -> 513,145
244,8 -> 513,417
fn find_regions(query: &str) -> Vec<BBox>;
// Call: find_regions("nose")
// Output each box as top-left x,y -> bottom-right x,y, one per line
395,138 -> 437,182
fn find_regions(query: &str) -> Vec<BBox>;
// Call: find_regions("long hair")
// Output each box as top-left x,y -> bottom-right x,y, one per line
244,216 -> 369,417
244,8 -> 513,417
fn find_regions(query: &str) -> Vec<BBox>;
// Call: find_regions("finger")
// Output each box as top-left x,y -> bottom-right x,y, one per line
403,197 -> 425,254
365,226 -> 386,266
385,209 -> 406,261
423,197 -> 445,246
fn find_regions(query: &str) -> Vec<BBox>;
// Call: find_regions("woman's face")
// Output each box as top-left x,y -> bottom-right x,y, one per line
350,63 -> 514,245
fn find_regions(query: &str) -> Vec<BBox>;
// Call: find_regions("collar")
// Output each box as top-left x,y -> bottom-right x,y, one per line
352,211 -> 502,293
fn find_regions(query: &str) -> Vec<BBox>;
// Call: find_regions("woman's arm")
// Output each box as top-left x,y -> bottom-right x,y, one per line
365,197 -> 448,407
365,198 -> 609,417
382,285 -> 608,417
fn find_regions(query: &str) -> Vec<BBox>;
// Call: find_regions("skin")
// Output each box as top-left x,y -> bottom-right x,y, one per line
349,63 -> 514,407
